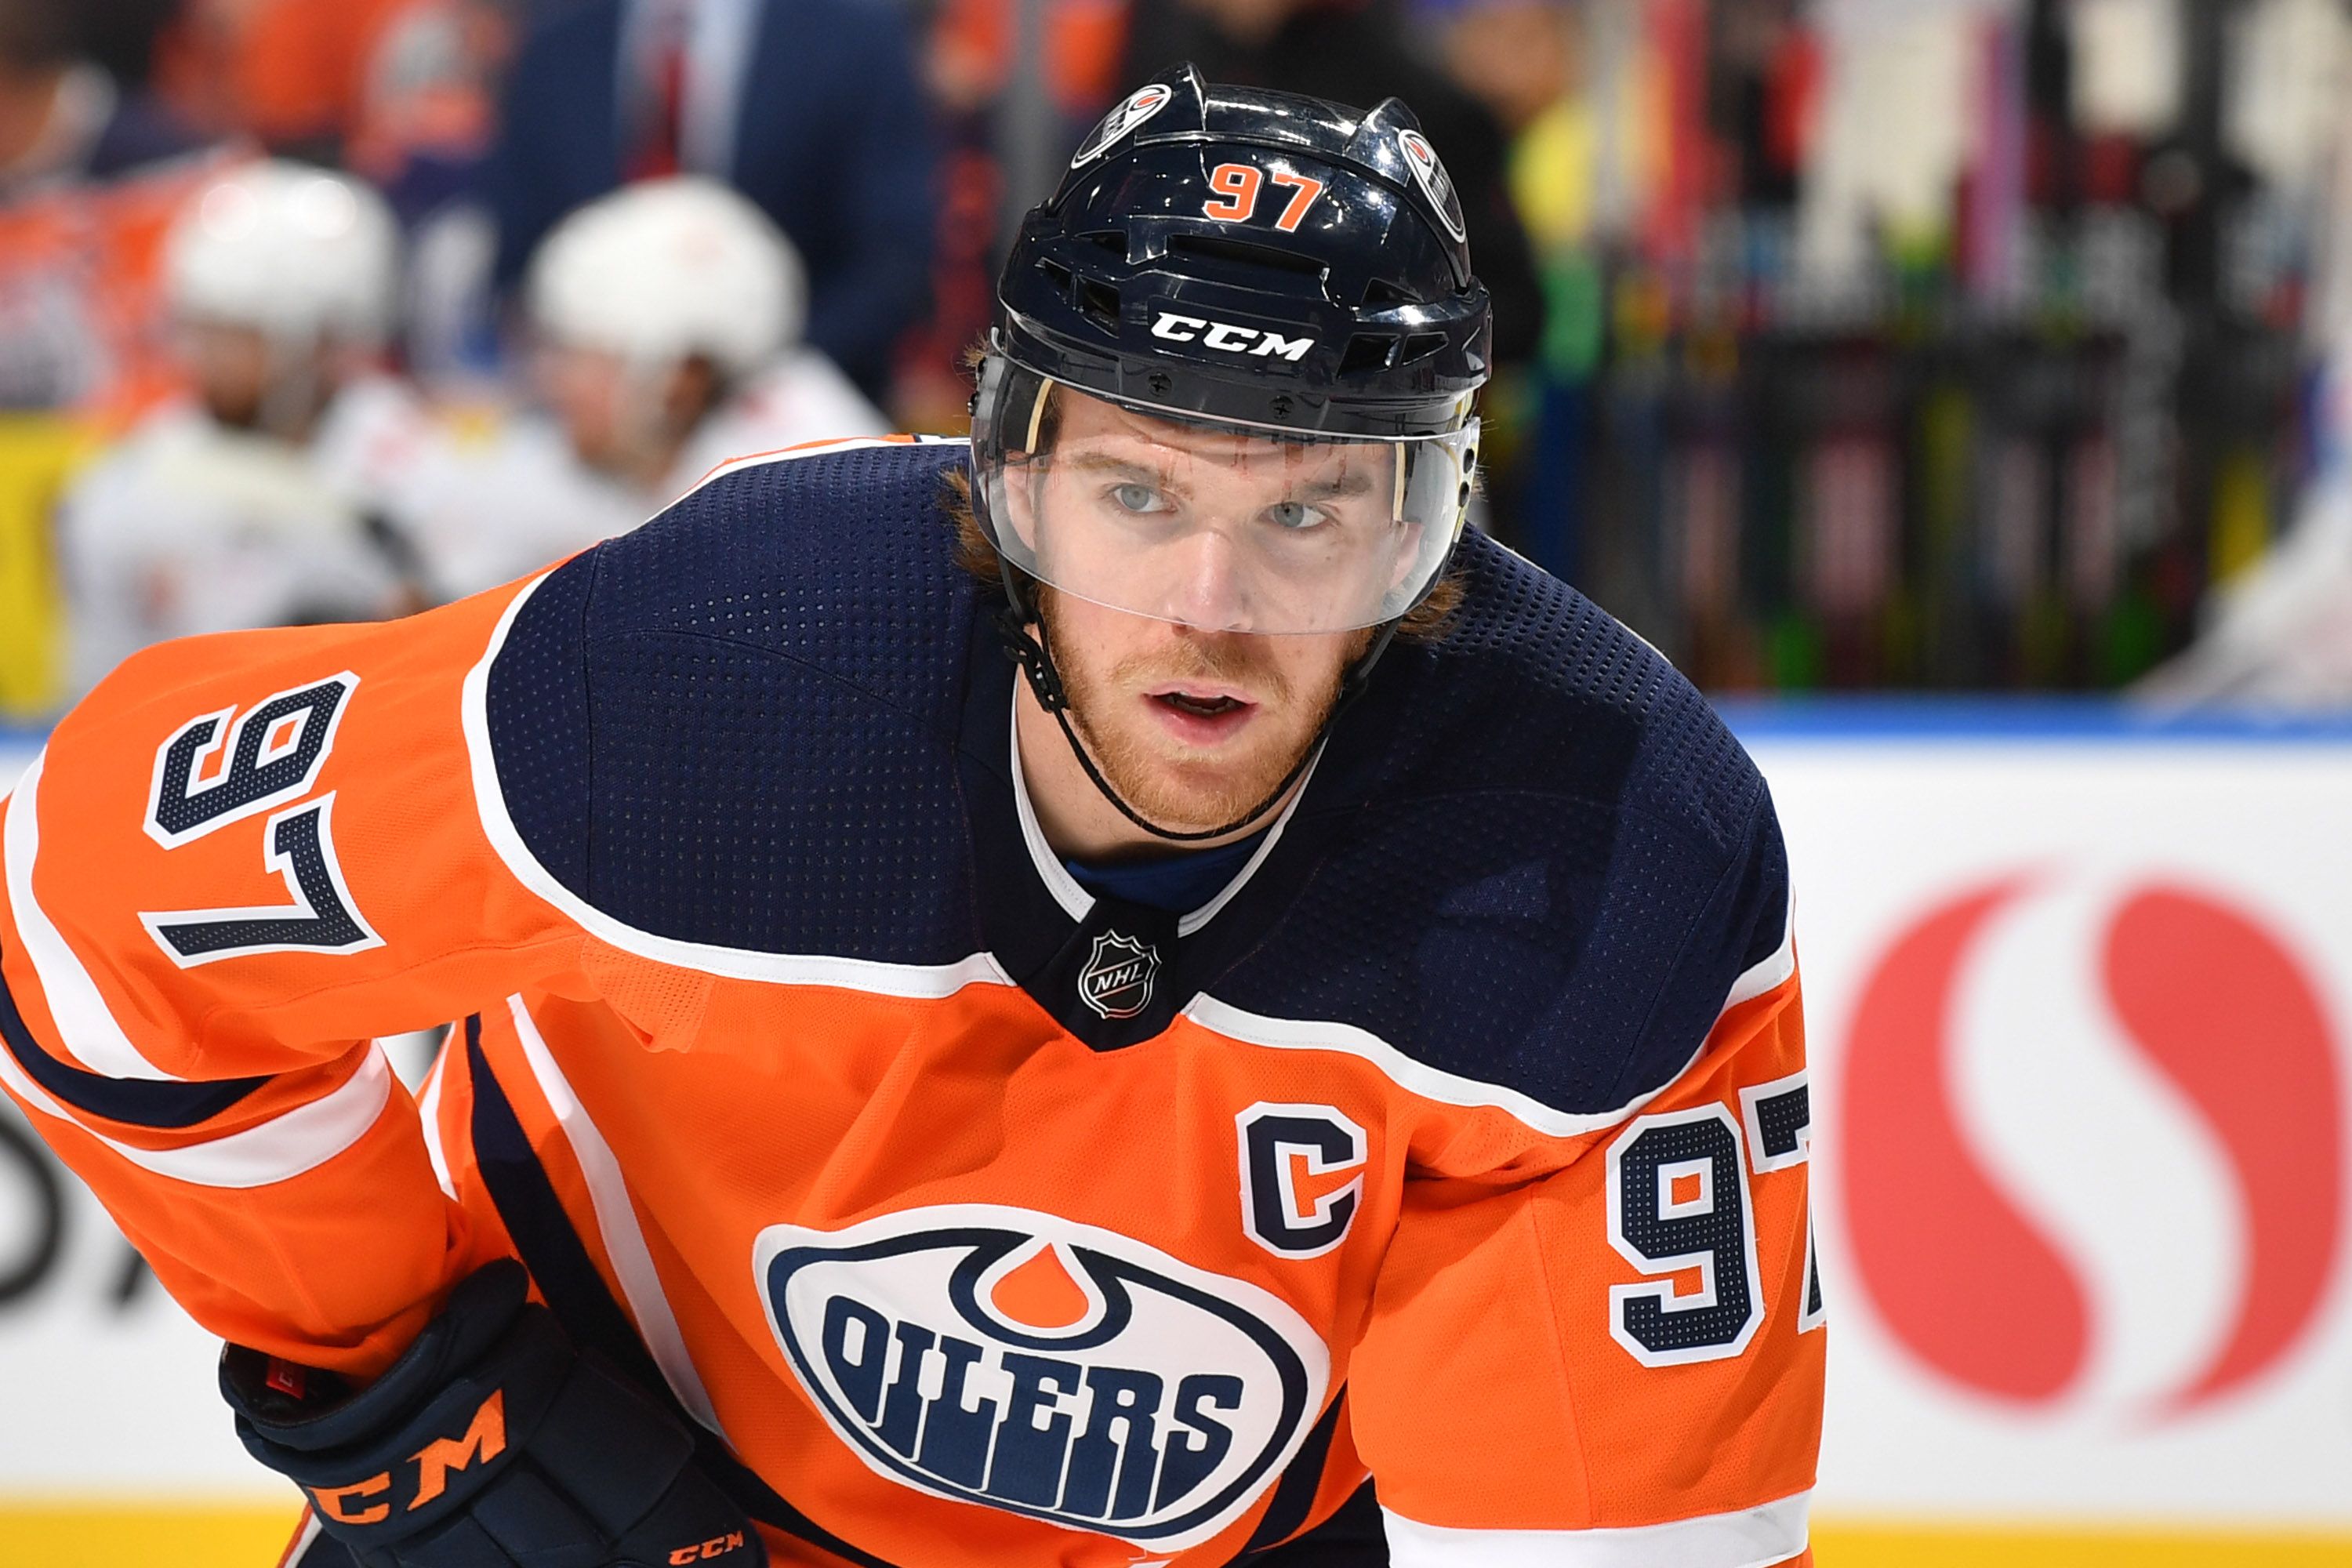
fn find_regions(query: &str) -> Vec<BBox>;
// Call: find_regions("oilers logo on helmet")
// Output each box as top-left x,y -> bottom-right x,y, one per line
1079,931 -> 1160,1019
1394,129 -> 1466,243
1073,83 -> 1175,168
755,1207 -> 1330,1549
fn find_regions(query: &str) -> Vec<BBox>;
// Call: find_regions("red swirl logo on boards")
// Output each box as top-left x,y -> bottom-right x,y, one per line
1839,875 -> 2346,1415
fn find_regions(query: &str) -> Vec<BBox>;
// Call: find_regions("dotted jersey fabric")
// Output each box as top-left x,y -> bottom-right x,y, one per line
488,442 -> 982,966
1217,532 -> 1788,1113
484,441 -> 1788,1119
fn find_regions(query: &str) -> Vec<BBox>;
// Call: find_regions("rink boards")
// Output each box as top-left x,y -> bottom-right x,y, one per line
5,713 -> 2352,1564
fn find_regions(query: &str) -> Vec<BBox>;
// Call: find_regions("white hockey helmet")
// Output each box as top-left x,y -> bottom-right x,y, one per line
526,177 -> 806,379
164,160 -> 401,347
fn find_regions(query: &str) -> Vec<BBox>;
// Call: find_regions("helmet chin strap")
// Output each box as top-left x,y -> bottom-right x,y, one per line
993,568 -> 1401,846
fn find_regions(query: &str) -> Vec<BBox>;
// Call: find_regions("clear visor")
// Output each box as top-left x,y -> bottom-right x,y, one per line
971,358 -> 1476,635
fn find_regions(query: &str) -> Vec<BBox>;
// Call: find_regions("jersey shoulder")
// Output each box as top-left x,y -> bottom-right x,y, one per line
1413,528 -> 1767,858
1217,532 -> 1788,1122
481,438 -> 985,963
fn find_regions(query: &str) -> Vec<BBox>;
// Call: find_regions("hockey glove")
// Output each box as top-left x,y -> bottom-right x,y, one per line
222,1259 -> 764,1568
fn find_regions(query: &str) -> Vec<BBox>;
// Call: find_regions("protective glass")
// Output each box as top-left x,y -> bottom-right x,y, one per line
971,358 -> 1476,635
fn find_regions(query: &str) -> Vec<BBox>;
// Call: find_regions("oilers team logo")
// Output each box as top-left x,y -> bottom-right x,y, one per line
1395,129 -> 1467,242
1079,931 -> 1160,1020
1073,84 -> 1174,169
755,1206 -> 1330,1549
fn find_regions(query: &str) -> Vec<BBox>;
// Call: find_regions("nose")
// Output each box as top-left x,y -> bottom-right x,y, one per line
1160,527 -> 1258,633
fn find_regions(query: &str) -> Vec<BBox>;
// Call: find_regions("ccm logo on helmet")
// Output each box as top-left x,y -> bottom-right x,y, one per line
755,1204 -> 1330,1551
1150,311 -> 1313,361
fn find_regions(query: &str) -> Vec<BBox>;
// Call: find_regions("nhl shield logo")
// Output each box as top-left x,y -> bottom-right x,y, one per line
1080,931 -> 1160,1020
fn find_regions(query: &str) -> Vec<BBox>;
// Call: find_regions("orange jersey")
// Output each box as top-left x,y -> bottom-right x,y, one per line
0,146 -> 238,422
0,437 -> 1819,1566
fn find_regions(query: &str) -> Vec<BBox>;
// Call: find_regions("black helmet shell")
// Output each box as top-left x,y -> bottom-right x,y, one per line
994,64 -> 1490,439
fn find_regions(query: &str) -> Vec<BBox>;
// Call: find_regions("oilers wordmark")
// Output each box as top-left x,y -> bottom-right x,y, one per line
756,1206 -> 1329,1548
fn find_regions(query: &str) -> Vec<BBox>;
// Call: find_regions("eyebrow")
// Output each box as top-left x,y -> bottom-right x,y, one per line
1296,470 -> 1375,500
1062,451 -> 1379,500
1062,453 -> 1172,483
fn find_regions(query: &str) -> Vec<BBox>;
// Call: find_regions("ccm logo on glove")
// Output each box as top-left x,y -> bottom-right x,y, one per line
669,1532 -> 750,1564
308,1388 -> 508,1525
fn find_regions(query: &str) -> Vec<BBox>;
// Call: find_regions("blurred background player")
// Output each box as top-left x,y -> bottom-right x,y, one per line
401,176 -> 887,600
483,0 -> 937,404
0,0 -> 197,200
0,0 -> 214,415
56,158 -> 433,695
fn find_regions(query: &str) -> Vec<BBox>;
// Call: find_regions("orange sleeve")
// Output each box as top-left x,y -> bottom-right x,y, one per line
1351,973 -> 1821,1567
0,583 -> 588,1376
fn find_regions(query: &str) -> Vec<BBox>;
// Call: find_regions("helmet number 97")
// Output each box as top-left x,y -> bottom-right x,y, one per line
1203,164 -> 1327,234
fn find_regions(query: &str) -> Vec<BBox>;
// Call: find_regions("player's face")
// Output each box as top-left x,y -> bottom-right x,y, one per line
1034,394 -> 1374,833
535,343 -> 633,472
536,342 -> 717,487
1011,390 -> 1417,635
178,319 -> 327,438
1041,587 -> 1367,833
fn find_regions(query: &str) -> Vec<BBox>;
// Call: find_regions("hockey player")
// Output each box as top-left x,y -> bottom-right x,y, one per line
403,177 -> 888,601
57,158 -> 434,697
0,69 -> 1818,1568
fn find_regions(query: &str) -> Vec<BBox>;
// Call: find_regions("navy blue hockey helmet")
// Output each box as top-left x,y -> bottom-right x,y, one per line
971,65 -> 1490,637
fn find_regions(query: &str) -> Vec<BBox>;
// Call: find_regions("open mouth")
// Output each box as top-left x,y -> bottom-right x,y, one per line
1143,683 -> 1259,741
1155,691 -> 1247,718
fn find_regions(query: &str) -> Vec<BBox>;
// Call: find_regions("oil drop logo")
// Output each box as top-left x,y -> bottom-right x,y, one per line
755,1206 -> 1328,1548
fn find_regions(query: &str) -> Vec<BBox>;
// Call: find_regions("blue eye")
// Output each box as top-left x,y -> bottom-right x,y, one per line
1265,502 -> 1321,531
1110,483 -> 1167,514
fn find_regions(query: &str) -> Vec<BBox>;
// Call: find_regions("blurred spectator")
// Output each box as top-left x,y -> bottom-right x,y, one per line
148,0 -> 516,209
1427,0 -> 1597,580
67,0 -> 181,89
1120,0 -> 1542,372
0,0 -> 201,194
895,0 -> 1127,430
928,0 -> 1127,118
0,0 -> 220,418
347,0 -> 516,211
151,0 -> 416,159
58,161 -> 436,695
1433,0 -> 1575,151
484,0 -> 938,404
2142,340 -> 2352,708
403,177 -> 887,599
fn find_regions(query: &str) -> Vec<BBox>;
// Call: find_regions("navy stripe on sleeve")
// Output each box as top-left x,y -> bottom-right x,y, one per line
0,937 -> 267,1128
465,1018 -> 904,1568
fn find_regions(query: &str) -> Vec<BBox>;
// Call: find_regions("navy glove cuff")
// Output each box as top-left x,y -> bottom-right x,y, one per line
223,1259 -> 533,1454
219,1260 -> 760,1568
